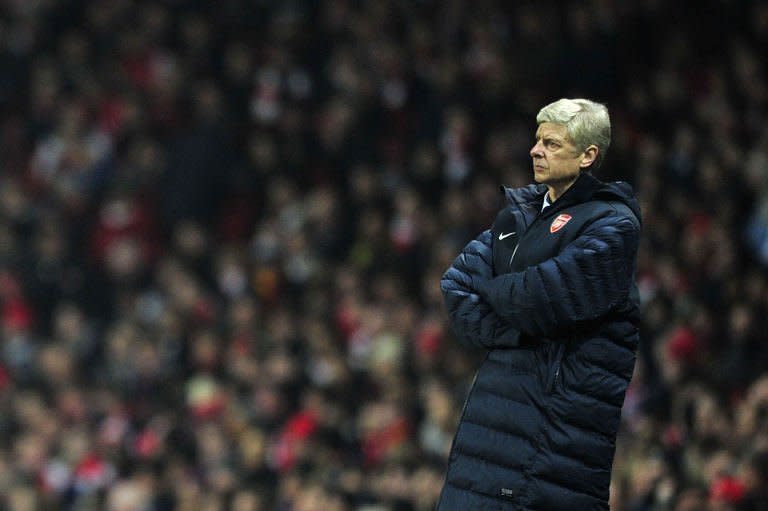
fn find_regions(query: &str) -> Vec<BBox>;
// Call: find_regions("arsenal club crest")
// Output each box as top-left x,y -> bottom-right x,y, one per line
550,214 -> 572,233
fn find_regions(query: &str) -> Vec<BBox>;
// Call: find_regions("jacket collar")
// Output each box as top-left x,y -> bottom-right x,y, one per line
502,172 -> 601,209
501,172 -> 641,227
542,172 -> 602,217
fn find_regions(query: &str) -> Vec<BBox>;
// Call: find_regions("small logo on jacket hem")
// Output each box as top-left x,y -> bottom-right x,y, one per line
500,488 -> 516,498
550,213 -> 572,233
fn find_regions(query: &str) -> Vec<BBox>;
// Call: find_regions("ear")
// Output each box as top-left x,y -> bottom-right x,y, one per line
579,145 -> 599,169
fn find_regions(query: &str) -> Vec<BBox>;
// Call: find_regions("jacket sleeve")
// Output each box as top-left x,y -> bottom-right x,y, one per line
472,213 -> 639,338
441,230 -> 521,349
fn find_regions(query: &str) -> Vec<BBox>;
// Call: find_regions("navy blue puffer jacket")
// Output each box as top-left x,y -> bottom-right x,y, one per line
438,173 -> 641,510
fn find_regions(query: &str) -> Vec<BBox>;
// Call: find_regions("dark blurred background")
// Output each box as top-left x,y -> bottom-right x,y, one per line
0,1 -> 767,510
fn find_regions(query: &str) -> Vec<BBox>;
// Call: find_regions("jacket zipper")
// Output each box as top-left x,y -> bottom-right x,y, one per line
508,190 -> 566,392
508,243 -> 519,267
547,343 -> 565,394
551,364 -> 561,392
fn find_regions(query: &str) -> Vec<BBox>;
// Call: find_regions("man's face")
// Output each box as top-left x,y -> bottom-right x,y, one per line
529,122 -> 585,188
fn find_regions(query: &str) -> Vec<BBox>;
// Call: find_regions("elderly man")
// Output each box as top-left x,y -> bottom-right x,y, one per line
439,98 -> 641,510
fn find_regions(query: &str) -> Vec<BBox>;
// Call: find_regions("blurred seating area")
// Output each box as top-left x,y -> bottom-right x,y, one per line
0,1 -> 767,510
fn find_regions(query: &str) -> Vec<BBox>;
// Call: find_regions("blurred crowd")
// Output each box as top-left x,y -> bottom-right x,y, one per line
0,0 -> 767,510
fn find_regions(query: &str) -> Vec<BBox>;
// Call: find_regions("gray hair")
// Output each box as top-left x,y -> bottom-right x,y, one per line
536,98 -> 611,169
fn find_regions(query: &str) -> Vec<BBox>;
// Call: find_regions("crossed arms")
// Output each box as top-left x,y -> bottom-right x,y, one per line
441,214 -> 639,349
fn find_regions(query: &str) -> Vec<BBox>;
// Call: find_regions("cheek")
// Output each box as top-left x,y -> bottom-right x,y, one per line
548,155 -> 565,170
550,154 -> 577,171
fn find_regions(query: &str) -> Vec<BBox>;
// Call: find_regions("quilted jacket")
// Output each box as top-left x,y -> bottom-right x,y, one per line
438,173 -> 641,510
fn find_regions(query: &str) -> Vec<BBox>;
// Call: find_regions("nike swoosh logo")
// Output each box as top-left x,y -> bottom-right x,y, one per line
498,232 -> 516,240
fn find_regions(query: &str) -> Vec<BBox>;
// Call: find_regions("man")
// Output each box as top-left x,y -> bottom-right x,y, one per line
438,98 -> 641,510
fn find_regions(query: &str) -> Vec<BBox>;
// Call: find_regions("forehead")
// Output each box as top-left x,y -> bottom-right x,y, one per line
535,122 -> 569,140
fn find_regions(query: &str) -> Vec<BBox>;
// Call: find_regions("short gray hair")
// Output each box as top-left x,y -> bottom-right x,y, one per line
536,98 -> 611,169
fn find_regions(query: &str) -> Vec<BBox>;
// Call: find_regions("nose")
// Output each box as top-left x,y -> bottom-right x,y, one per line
530,140 -> 544,158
